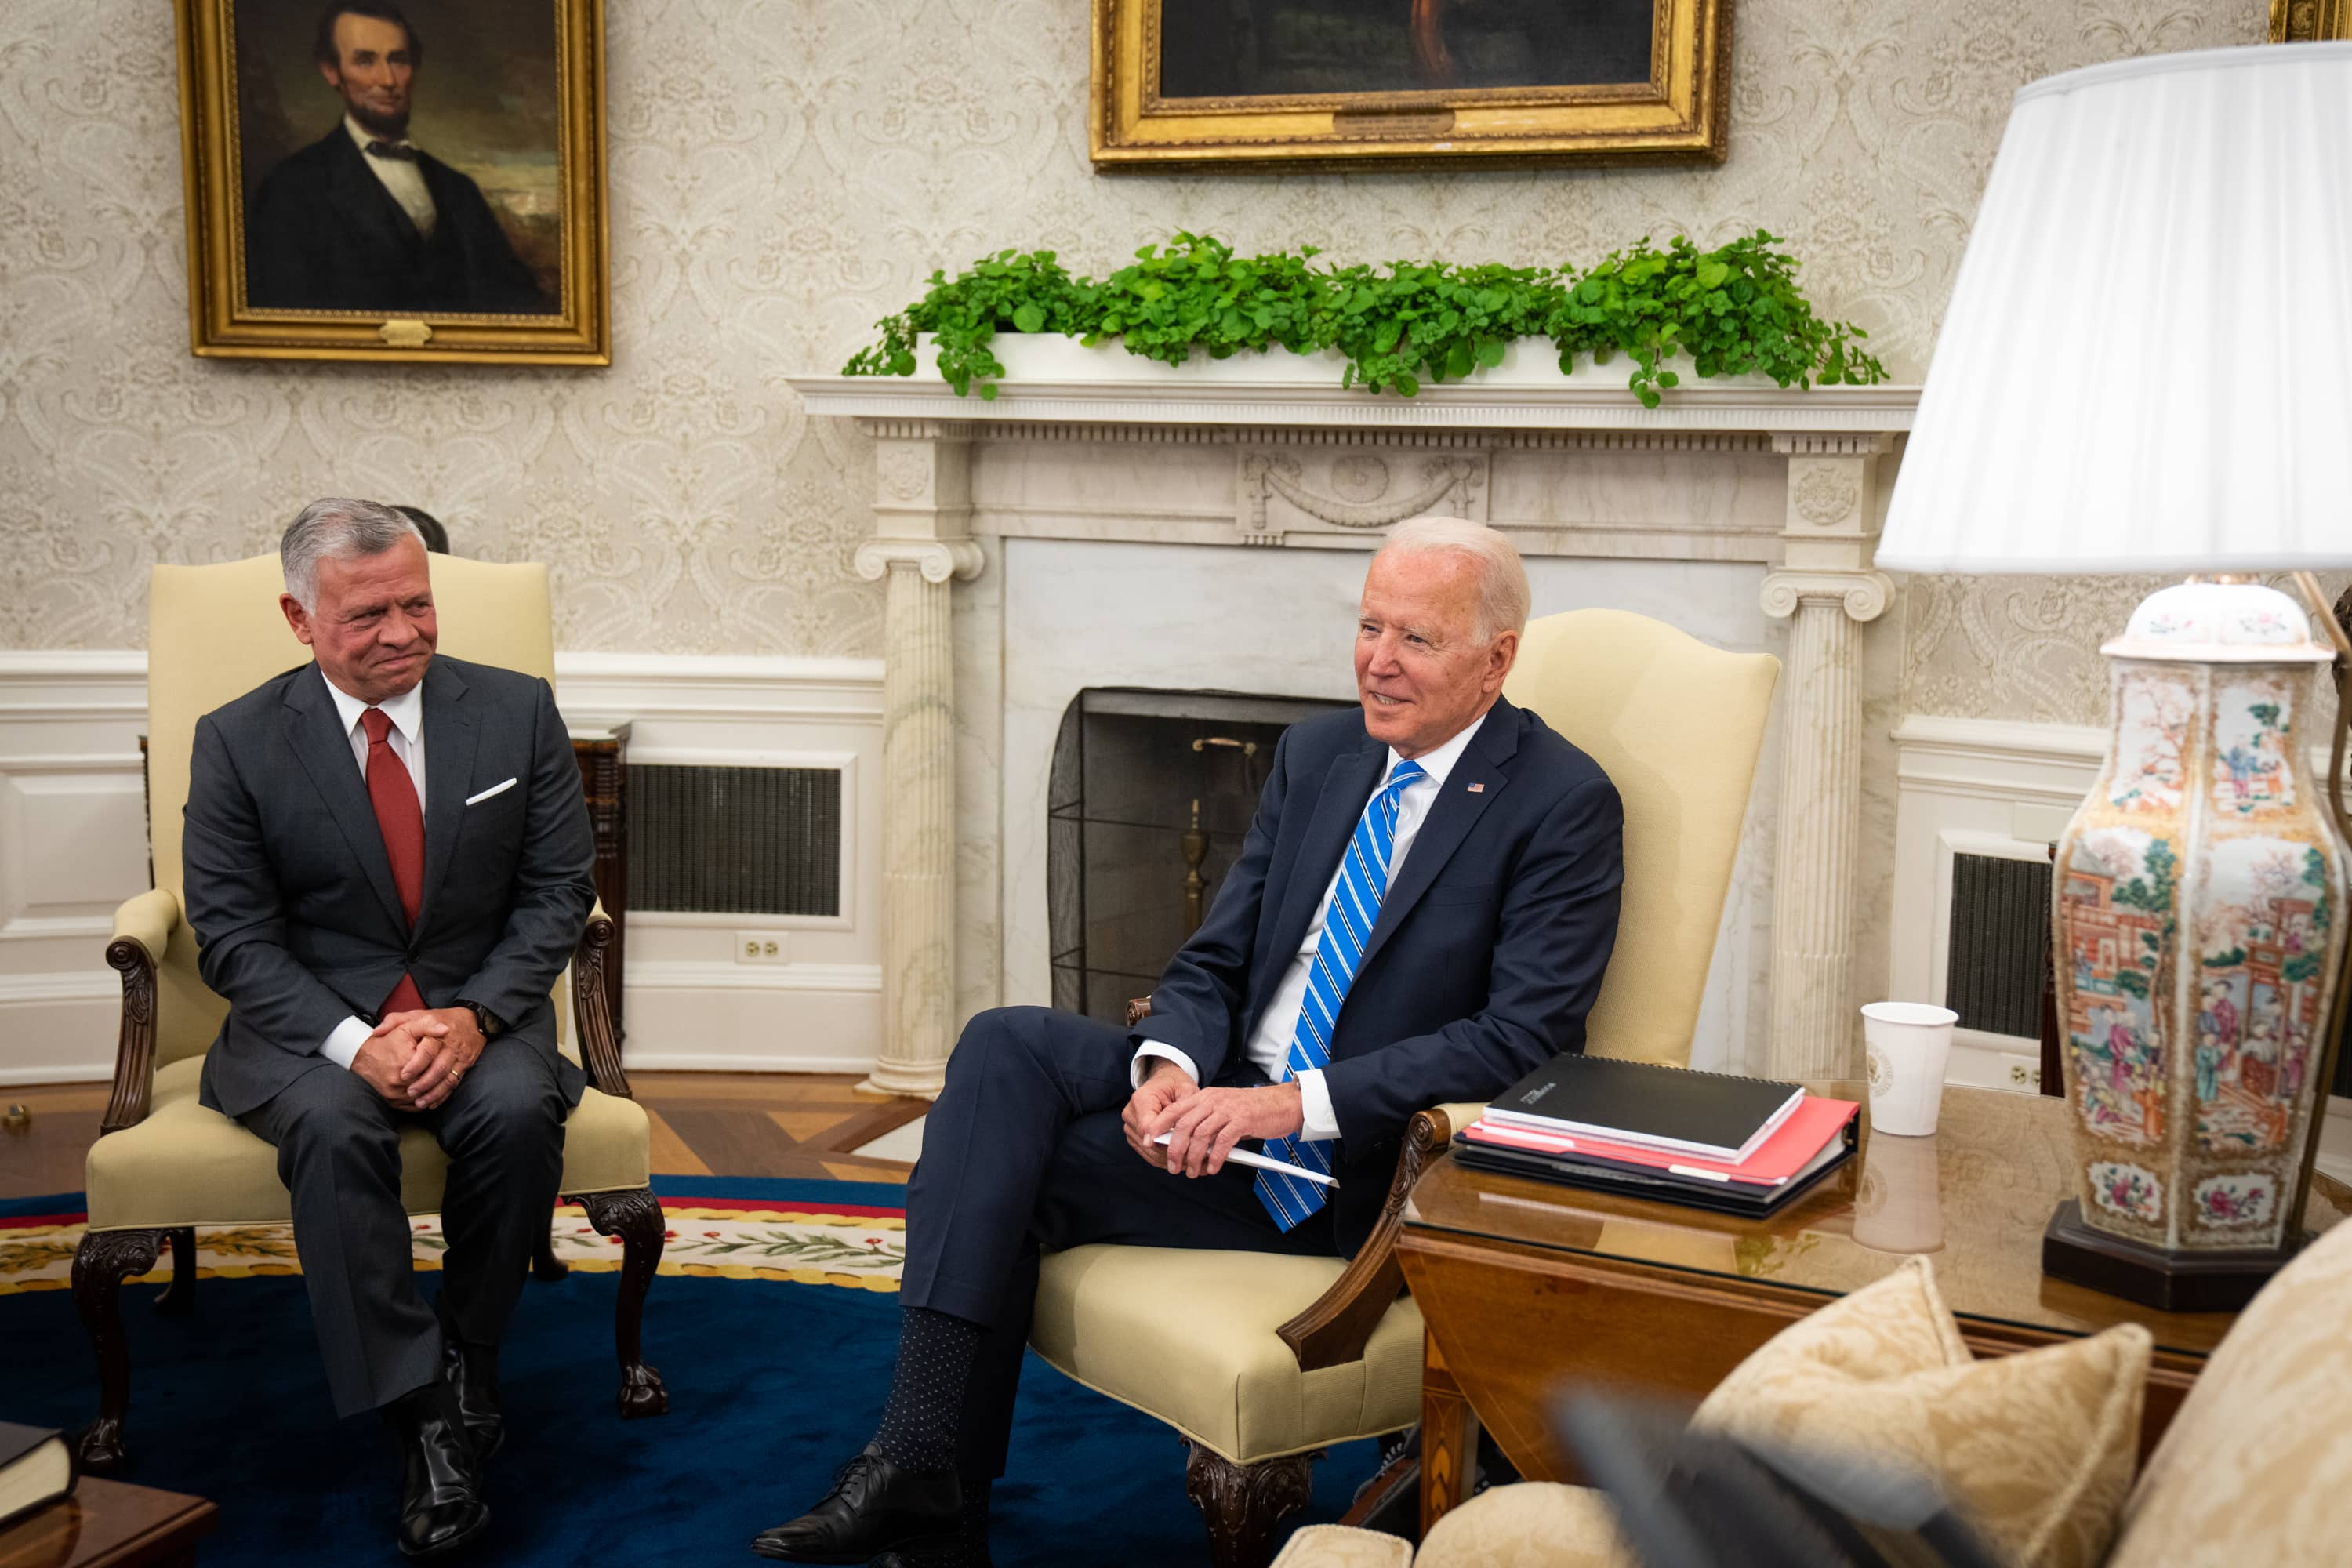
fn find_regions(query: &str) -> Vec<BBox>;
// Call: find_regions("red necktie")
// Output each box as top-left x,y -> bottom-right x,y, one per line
361,708 -> 427,1017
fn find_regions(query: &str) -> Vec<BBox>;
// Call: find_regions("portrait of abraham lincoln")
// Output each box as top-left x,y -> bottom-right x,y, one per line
232,0 -> 562,316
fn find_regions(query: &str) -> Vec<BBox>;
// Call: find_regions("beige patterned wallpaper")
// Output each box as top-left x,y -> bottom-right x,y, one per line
0,0 -> 2271,722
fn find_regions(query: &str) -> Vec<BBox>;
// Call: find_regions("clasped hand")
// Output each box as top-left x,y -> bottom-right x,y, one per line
351,1007 -> 485,1112
1121,1060 -> 1304,1178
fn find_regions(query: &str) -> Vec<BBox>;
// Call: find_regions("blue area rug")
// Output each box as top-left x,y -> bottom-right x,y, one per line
2,1179 -> 1381,1566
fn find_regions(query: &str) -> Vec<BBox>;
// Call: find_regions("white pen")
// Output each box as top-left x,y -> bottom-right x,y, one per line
1667,1164 -> 1735,1183
1154,1132 -> 1339,1188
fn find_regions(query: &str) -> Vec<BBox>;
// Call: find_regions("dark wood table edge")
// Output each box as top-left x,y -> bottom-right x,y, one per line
0,1477 -> 219,1568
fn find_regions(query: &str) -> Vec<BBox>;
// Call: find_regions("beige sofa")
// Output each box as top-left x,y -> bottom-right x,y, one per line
1272,1210 -> 2352,1567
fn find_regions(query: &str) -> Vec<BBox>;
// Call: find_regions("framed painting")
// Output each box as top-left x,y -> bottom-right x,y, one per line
1091,0 -> 1731,171
2270,1 -> 2351,39
173,0 -> 609,364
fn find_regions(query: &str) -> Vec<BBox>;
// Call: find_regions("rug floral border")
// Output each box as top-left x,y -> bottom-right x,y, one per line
0,1202 -> 907,1296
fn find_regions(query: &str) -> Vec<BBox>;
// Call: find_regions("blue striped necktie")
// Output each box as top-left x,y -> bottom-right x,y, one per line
1257,757 -> 1425,1230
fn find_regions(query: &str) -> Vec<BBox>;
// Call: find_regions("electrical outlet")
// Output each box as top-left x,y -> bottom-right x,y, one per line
735,931 -> 787,964
2005,1058 -> 2040,1091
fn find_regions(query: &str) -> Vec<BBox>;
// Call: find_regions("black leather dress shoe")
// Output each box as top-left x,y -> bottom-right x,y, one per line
383,1381 -> 489,1558
749,1446 -> 960,1563
441,1337 -> 503,1460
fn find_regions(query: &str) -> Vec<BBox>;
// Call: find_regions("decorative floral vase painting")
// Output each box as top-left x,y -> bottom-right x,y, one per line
2053,583 -> 2348,1264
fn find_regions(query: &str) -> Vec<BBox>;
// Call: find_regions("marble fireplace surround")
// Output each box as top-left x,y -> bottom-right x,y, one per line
789,354 -> 1921,1095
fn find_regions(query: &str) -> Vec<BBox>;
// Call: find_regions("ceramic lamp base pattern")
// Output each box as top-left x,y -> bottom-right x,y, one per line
2053,583 -> 2349,1260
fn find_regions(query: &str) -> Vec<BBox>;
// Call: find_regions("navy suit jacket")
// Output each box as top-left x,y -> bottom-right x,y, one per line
1136,695 -> 1624,1250
244,125 -> 550,314
189,656 -> 593,1120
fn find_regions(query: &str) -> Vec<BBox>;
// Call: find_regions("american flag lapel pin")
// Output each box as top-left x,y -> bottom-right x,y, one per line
1466,782 -> 1485,793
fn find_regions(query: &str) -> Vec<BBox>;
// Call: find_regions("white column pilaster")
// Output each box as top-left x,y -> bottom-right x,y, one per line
1761,434 -> 1896,1079
854,421 -> 982,1097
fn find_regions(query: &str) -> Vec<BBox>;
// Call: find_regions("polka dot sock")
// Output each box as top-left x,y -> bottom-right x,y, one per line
872,1305 -> 983,1475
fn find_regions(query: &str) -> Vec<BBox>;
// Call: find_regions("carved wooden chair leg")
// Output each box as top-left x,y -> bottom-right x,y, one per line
72,1228 -> 165,1473
1183,1442 -> 1321,1568
575,1188 -> 668,1418
530,1222 -> 570,1282
153,1226 -> 198,1317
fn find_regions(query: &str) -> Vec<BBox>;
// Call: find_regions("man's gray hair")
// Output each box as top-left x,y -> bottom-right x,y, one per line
280,497 -> 423,611
1374,516 -> 1531,644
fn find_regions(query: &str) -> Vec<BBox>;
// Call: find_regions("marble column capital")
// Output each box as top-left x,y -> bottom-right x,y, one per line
1759,568 -> 1895,624
855,537 -> 985,585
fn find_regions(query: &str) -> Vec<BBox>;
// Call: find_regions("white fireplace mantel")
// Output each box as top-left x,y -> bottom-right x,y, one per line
789,350 -> 1921,1094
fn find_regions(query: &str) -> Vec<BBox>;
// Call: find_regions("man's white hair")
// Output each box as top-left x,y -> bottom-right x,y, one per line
280,497 -> 423,612
1373,516 -> 1530,644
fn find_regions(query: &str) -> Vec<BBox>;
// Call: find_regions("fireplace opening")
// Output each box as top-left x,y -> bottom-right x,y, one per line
1048,687 -> 1355,1025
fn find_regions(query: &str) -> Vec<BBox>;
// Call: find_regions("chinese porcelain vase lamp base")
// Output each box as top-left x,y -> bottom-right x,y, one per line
2046,581 -> 2350,1312
1872,45 -> 2352,1312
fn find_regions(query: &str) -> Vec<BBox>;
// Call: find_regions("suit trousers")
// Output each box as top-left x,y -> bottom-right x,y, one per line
903,1006 -> 1342,1481
240,1040 -> 568,1418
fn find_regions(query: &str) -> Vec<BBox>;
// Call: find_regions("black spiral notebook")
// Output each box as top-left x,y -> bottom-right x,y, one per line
1483,1054 -> 1807,1164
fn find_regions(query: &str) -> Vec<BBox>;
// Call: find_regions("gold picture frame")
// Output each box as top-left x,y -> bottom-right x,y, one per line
2270,1 -> 2351,39
173,0 -> 609,365
1091,0 -> 1731,172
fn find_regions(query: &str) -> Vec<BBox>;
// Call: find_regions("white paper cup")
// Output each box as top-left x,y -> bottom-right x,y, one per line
1860,1001 -> 1958,1138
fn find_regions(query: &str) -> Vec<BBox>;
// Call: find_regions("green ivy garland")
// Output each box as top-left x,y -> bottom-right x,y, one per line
844,230 -> 1886,408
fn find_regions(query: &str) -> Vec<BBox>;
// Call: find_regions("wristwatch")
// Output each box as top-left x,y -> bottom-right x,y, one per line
459,1001 -> 505,1040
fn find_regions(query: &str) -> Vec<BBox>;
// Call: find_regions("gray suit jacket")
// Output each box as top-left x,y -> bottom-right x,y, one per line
188,656 -> 594,1119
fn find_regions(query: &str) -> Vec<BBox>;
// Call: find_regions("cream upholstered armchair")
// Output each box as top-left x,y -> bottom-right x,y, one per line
1025,610 -> 1780,1567
73,554 -> 666,1472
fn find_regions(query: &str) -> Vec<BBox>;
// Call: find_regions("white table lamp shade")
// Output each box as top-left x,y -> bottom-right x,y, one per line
1878,44 -> 2352,573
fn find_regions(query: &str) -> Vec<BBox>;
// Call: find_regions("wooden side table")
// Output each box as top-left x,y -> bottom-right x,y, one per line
1396,1080 -> 2352,1537
0,1478 -> 217,1567
571,724 -> 630,1042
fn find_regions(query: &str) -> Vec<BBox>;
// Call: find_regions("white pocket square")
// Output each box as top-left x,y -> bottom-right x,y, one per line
464,778 -> 518,807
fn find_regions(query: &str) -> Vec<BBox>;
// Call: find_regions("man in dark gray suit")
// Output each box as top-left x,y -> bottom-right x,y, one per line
185,497 -> 594,1558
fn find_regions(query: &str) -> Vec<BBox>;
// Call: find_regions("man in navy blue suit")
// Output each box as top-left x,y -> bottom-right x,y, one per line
754,518 -> 1624,1566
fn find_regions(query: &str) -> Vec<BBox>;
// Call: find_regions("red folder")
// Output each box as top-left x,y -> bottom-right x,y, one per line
1462,1094 -> 1860,1188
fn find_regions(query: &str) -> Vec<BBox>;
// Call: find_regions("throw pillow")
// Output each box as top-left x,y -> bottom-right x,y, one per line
1693,1256 -> 2151,1568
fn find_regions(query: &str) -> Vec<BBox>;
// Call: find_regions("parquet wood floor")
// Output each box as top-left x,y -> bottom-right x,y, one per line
0,1072 -> 924,1201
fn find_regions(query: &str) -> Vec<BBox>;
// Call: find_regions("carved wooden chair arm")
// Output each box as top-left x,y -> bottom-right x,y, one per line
572,903 -> 632,1099
100,890 -> 181,1134
1124,995 -> 1454,1375
1276,1104 -> 1454,1371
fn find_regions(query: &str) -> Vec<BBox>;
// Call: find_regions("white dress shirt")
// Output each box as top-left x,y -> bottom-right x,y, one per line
344,114 -> 438,238
1132,707 -> 1491,1141
316,670 -> 426,1069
